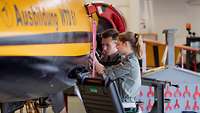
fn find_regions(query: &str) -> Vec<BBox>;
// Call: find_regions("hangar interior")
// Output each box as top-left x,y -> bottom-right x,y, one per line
0,0 -> 199,113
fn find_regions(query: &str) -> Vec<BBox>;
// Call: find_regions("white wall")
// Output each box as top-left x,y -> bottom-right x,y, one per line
147,0 -> 200,44
187,4 -> 200,36
84,0 -> 129,21
152,0 -> 189,44
84,0 -> 143,33
85,0 -> 200,44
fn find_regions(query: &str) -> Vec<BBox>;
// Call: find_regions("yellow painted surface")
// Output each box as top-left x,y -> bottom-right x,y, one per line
158,45 -> 165,66
0,43 -> 91,56
146,44 -> 155,68
0,0 -> 91,34
145,42 -> 181,68
0,0 -> 92,57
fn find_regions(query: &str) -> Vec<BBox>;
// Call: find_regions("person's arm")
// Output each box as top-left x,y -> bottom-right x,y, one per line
89,53 -> 105,75
105,61 -> 131,80
95,61 -> 105,75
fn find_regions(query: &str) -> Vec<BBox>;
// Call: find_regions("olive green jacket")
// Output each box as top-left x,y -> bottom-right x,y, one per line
105,52 -> 141,103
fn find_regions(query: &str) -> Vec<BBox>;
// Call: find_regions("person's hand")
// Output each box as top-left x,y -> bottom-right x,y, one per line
89,53 -> 105,75
89,52 -> 99,66
95,62 -> 105,75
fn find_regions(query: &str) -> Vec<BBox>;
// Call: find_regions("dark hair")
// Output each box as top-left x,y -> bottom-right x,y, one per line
118,31 -> 143,58
101,28 -> 119,40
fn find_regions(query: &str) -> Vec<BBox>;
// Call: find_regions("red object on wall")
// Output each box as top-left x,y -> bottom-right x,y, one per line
165,102 -> 172,111
139,90 -> 143,97
192,60 -> 197,72
193,85 -> 199,100
183,85 -> 191,97
186,23 -> 192,30
146,99 -> 153,112
174,99 -> 180,109
164,85 -> 173,97
174,87 -> 182,97
193,101 -> 199,111
185,100 -> 191,110
147,87 -> 154,97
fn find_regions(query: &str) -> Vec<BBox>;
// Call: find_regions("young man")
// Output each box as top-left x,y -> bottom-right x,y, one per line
94,28 -> 122,74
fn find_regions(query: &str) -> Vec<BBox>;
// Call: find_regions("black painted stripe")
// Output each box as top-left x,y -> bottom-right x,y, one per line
0,32 -> 91,45
153,45 -> 159,67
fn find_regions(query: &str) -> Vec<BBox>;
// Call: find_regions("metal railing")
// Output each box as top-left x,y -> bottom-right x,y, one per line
142,39 -> 200,72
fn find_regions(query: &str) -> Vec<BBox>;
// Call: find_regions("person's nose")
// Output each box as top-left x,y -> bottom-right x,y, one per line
102,46 -> 108,55
102,46 -> 107,51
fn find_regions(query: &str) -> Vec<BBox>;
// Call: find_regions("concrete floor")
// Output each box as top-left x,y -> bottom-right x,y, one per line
15,96 -> 86,113
67,96 -> 86,113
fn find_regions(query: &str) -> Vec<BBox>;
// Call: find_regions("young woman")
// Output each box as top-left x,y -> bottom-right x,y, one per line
94,31 -> 142,112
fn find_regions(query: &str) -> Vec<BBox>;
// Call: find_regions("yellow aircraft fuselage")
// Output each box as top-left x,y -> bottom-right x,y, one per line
0,0 -> 91,56
0,0 -> 92,103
